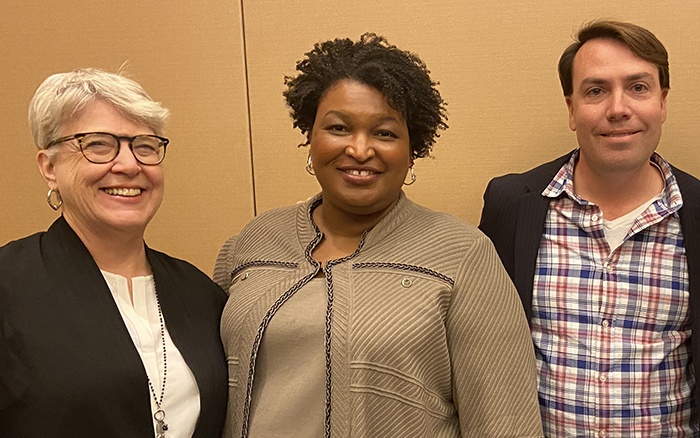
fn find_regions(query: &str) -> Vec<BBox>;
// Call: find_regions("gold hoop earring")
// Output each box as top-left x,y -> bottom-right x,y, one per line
47,188 -> 63,211
305,154 -> 315,176
403,167 -> 416,186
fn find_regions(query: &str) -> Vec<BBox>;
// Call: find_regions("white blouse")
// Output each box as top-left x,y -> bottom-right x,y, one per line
102,271 -> 201,438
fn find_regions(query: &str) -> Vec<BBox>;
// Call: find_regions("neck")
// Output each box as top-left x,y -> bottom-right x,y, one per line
64,214 -> 150,278
314,197 -> 397,239
310,196 -> 399,265
573,159 -> 664,221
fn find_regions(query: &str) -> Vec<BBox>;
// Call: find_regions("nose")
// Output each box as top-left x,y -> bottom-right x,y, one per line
110,140 -> 142,175
344,133 -> 375,162
606,89 -> 631,121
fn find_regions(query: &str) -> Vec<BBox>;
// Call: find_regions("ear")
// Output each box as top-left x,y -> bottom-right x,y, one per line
565,96 -> 576,131
37,150 -> 57,189
660,88 -> 669,124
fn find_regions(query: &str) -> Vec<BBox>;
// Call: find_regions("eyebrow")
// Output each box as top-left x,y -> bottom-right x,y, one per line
580,72 -> 657,86
322,110 -> 402,124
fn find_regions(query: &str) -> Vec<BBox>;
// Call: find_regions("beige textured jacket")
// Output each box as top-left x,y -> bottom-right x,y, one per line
214,193 -> 543,438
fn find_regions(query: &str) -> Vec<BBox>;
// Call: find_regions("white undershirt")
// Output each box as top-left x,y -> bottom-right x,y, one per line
603,193 -> 663,252
102,271 -> 201,438
602,161 -> 665,252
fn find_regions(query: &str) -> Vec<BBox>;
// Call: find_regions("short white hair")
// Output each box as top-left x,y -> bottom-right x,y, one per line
28,68 -> 170,150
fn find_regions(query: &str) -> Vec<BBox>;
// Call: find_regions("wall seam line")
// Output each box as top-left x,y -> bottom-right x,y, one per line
239,0 -> 257,216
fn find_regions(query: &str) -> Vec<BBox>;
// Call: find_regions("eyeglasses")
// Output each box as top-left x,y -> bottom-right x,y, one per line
45,132 -> 169,165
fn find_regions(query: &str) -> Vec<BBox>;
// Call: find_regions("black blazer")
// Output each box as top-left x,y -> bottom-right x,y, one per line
478,151 -> 700,409
0,217 -> 228,437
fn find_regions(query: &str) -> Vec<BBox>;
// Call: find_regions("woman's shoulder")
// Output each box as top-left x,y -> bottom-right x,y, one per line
148,248 -> 223,293
213,201 -> 308,290
243,202 -> 303,233
0,231 -> 44,266
367,201 -> 496,275
408,203 -> 487,245
149,250 -> 228,311
0,230 -> 59,295
148,247 -> 210,277
234,202 -> 307,250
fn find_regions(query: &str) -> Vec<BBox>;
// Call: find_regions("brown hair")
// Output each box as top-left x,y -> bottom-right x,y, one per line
558,20 -> 669,97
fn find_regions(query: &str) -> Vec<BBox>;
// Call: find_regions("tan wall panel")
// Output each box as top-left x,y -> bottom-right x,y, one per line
0,1 -> 253,273
2,1 -> 699,275
244,0 -> 700,225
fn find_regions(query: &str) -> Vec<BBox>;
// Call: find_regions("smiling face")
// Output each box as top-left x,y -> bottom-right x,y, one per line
566,38 -> 668,178
309,79 -> 412,219
37,99 -> 164,240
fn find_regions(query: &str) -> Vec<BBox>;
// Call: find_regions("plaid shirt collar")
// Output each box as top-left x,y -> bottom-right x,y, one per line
542,149 -> 684,214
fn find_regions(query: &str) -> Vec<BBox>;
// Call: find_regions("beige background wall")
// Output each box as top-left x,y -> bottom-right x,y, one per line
2,0 -> 699,274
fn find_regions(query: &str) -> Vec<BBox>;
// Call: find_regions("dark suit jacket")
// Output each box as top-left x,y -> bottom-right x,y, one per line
0,217 -> 228,437
478,151 -> 700,409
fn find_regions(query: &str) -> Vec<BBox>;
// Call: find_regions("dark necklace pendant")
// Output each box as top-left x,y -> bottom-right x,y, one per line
155,409 -> 168,438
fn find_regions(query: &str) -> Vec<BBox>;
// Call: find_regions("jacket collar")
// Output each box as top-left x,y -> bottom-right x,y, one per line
296,191 -> 417,252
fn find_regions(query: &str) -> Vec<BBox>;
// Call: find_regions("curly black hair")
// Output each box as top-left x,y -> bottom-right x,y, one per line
283,33 -> 448,159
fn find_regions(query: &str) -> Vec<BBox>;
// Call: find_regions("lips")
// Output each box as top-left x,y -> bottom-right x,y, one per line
345,169 -> 376,176
601,130 -> 641,137
103,187 -> 142,197
338,164 -> 381,175
337,166 -> 382,186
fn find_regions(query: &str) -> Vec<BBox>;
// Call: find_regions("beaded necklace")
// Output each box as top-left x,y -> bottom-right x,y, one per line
148,284 -> 169,438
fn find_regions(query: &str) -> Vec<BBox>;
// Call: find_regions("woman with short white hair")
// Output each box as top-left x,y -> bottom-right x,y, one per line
0,68 -> 227,437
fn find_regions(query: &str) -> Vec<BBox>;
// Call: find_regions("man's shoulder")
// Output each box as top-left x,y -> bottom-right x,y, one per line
493,153 -> 570,182
486,152 -> 573,197
671,164 -> 700,191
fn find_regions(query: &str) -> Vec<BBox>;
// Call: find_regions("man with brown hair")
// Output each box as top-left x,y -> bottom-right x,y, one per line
480,20 -> 700,436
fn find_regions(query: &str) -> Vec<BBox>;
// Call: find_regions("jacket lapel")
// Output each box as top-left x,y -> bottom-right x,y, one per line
42,217 -> 153,428
513,192 -> 551,320
513,153 -> 572,320
44,217 -> 146,356
147,248 -> 225,437
672,168 -> 700,409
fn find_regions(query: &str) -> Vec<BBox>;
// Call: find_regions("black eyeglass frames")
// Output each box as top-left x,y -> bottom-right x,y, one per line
45,132 -> 169,165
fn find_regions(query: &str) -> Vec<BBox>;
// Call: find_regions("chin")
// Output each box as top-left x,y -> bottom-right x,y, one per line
345,198 -> 398,216
103,215 -> 153,233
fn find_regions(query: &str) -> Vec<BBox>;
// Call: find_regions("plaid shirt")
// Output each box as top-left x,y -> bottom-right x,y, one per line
532,151 -> 696,437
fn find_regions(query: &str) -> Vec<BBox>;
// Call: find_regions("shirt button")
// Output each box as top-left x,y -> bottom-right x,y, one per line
602,319 -> 610,328
599,374 -> 607,383
592,214 -> 599,222
401,277 -> 413,288
598,430 -> 607,437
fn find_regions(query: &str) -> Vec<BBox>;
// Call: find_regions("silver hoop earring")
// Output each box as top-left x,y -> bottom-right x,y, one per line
305,154 -> 315,176
47,188 -> 63,211
403,167 -> 416,186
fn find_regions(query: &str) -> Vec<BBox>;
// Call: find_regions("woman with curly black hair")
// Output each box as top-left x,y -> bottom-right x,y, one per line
215,33 -> 542,438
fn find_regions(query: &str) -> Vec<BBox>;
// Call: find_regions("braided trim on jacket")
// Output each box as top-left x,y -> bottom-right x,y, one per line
239,269 -> 317,437
352,262 -> 455,286
320,230 -> 369,437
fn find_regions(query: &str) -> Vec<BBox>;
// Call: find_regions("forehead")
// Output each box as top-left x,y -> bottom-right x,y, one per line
318,79 -> 403,119
61,99 -> 154,136
572,38 -> 660,84
321,80 -> 384,104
